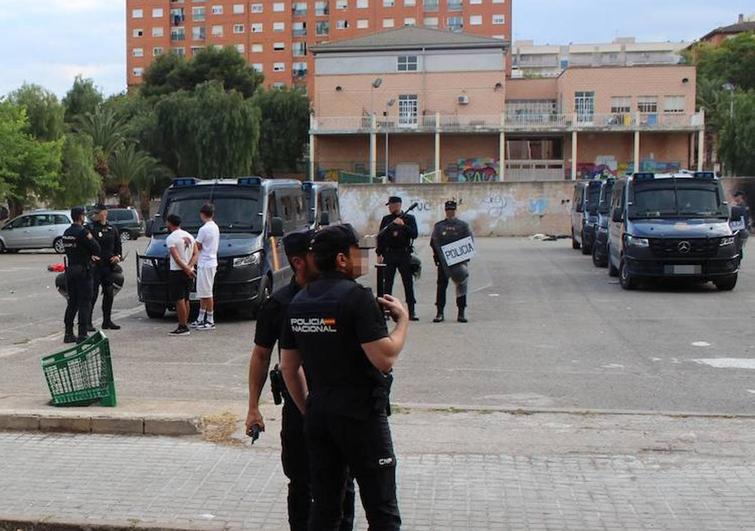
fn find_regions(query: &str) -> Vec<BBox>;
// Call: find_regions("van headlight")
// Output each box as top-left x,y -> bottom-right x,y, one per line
720,236 -> 736,247
233,253 -> 261,267
625,235 -> 649,248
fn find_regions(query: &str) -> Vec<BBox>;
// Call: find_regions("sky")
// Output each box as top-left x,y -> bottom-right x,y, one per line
0,0 -> 752,98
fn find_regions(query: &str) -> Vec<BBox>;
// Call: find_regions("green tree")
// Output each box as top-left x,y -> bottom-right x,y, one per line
7,84 -> 65,141
253,87 -> 310,176
53,134 -> 102,207
719,91 -> 755,176
62,75 -> 104,124
108,143 -> 157,207
141,47 -> 264,99
692,33 -> 755,92
75,107 -> 128,194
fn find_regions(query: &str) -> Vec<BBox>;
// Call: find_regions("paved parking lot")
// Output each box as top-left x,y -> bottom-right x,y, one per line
1,237 -> 754,414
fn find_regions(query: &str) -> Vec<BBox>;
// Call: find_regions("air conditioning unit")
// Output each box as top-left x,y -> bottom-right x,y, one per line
457,95 -> 470,105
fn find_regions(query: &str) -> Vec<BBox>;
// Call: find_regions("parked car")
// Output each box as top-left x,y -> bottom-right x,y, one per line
606,171 -> 741,291
303,181 -> 342,228
592,178 -> 615,268
0,210 -> 72,254
137,177 -> 311,319
87,206 -> 144,242
570,179 -> 602,255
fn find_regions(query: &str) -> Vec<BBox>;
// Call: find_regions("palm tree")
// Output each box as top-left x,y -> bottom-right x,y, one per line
108,143 -> 156,207
75,107 -> 128,199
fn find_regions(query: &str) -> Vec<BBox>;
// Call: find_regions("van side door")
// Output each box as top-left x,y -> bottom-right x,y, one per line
571,184 -> 584,241
608,181 -> 626,263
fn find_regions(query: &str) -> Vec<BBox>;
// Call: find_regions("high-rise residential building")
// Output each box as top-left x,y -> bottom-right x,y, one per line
511,38 -> 690,79
126,0 -> 512,93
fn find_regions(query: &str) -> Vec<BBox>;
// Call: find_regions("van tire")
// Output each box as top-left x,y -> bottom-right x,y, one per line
145,304 -> 166,319
714,274 -> 737,291
571,229 -> 580,250
608,248 -> 619,277
0,240 -> 5,253
619,258 -> 636,290
581,232 -> 590,255
243,275 -> 272,320
592,245 -> 607,268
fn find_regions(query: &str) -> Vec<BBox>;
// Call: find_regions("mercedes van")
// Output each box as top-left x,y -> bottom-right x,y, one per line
570,180 -> 602,255
591,178 -> 615,268
302,181 -> 342,228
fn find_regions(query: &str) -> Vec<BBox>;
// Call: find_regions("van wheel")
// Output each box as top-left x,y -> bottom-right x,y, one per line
714,274 -> 738,291
53,237 -> 65,254
581,232 -> 590,255
0,240 -> 5,253
619,258 -> 636,290
571,229 -> 580,250
592,245 -> 607,268
243,275 -> 272,320
145,304 -> 166,319
608,247 -> 619,277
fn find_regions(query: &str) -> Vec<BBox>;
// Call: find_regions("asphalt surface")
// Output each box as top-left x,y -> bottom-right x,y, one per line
1,237 -> 754,414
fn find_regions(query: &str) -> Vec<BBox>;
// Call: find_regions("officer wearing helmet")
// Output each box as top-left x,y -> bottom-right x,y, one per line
431,200 -> 473,323
62,206 -> 100,343
88,204 -> 123,330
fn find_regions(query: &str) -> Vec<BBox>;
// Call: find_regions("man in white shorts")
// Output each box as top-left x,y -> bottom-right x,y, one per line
192,203 -> 220,330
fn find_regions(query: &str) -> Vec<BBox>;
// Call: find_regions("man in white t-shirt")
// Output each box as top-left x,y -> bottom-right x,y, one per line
165,214 -> 197,336
192,203 -> 220,330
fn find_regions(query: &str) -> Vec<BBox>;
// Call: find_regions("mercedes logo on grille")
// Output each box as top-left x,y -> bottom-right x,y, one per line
678,241 -> 691,254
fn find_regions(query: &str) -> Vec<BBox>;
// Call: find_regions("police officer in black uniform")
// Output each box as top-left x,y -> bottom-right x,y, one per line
377,196 -> 419,321
89,205 -> 123,330
246,230 -> 355,531
62,206 -> 101,344
280,224 -> 409,531
431,200 -> 473,323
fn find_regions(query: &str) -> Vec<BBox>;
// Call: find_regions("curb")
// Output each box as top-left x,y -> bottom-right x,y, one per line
0,413 -> 200,437
0,517 -> 216,531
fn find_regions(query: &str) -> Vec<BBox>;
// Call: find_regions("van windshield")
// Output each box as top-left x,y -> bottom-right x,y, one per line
587,186 -> 601,211
630,183 -> 727,219
161,189 -> 262,233
598,184 -> 614,214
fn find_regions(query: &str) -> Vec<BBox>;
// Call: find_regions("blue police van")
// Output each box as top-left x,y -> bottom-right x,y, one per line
591,177 -> 615,268
302,181 -> 342,228
570,179 -> 602,255
606,171 -> 741,291
137,177 -> 310,318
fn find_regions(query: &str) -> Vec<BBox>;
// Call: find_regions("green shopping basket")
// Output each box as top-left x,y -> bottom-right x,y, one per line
41,330 -> 117,407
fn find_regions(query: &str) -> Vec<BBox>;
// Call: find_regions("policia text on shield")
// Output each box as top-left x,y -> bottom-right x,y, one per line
280,224 -> 409,531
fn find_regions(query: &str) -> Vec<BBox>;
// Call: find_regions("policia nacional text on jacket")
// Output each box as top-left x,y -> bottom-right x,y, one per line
280,224 -> 409,531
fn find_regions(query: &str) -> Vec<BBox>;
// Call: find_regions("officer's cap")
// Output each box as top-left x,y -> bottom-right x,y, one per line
92,203 -> 107,213
444,200 -> 458,211
386,196 -> 402,206
70,206 -> 86,219
283,230 -> 315,258
310,224 -> 360,256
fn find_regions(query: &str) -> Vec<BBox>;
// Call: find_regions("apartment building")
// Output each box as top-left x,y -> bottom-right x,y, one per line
309,27 -> 705,183
511,37 -> 689,79
126,0 -> 512,92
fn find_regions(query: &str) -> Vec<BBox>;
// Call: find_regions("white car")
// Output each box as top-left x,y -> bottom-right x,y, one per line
0,210 -> 72,254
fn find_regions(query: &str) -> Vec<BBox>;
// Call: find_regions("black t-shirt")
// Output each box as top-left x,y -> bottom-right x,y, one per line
254,281 -> 300,350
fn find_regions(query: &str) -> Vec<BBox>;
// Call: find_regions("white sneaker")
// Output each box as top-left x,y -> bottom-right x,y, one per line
197,322 -> 216,331
189,320 -> 204,329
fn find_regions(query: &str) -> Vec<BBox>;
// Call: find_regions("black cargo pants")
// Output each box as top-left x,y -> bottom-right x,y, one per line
91,264 -> 115,323
383,250 -> 416,306
64,265 -> 93,338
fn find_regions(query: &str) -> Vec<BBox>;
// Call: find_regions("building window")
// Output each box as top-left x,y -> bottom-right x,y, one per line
234,24 -> 245,33
293,2 -> 308,15
492,14 -> 505,24
404,17 -> 416,25
192,7 -> 205,21
272,82 -> 286,89
251,23 -> 263,32
315,1 -> 329,15
133,48 -> 144,57
469,0 -> 481,3
357,19 -> 369,28
172,47 -> 186,57
610,97 -> 631,114
273,41 -> 285,50
336,19 -> 349,29
447,16 -> 463,31
316,21 -> 330,34
293,21 -> 306,35
192,26 -> 206,40
132,9 -> 143,18
252,44 -> 263,52
251,3 -> 263,13
575,91 -> 595,122
153,47 -> 164,56
133,67 -> 144,77
212,5 -> 223,15
171,27 -> 186,41
397,55 -> 418,71
447,0 -> 462,10
233,3 -> 245,14
404,0 -> 416,4
423,16 -> 438,27
638,96 -> 658,114
293,61 -> 308,76
357,0 -> 368,7
336,0 -> 348,8
273,62 -> 286,72
423,0 -> 438,10
506,99 -> 558,119
273,21 -> 285,31
398,95 -> 418,126
153,8 -> 164,17
170,8 -> 185,25
664,96 -> 685,114
152,27 -> 165,37
273,2 -> 285,12
492,0 -> 505,3
133,28 -> 144,37
211,25 -> 224,36
384,0 -> 395,6
383,18 -> 395,27
252,63 -> 263,72
235,44 -> 245,53
293,41 -> 307,56
469,14 -> 482,25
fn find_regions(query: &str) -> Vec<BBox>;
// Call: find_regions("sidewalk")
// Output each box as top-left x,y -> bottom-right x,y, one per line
3,410 -> 755,530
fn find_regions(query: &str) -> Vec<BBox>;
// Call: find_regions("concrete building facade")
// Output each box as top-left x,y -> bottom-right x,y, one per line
310,27 -> 705,183
125,0 -> 512,92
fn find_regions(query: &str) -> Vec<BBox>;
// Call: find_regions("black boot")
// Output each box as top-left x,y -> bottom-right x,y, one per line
64,329 -> 77,344
457,308 -> 468,323
102,321 -> 121,330
433,308 -> 445,323
87,323 -> 96,332
408,303 -> 419,322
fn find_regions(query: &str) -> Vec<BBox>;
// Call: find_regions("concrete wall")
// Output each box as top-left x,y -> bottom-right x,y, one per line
340,182 -> 575,237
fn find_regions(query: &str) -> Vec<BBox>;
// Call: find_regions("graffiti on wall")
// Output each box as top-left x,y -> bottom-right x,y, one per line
577,157 -> 681,179
448,159 -> 499,182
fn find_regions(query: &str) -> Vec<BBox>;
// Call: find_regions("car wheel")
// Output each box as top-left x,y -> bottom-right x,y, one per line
0,240 -> 5,253
571,229 -> 580,250
607,246 -> 619,277
53,237 -> 65,254
592,245 -> 605,268
581,232 -> 590,255
120,231 -> 131,242
145,304 -> 167,319
714,274 -> 738,291
619,258 -> 636,290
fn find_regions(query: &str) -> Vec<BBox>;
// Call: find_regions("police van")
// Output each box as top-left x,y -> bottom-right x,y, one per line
591,177 -> 615,268
137,177 -> 310,318
606,171 -> 741,291
570,179 -> 602,255
302,181 -> 341,228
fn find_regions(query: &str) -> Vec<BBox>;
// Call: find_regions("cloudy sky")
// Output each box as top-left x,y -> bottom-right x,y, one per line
0,0 -> 751,98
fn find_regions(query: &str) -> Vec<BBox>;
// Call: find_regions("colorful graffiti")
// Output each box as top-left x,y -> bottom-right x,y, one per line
448,158 -> 499,183
577,159 -> 681,179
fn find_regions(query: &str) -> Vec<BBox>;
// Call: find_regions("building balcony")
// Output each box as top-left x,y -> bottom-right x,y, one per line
311,112 -> 705,134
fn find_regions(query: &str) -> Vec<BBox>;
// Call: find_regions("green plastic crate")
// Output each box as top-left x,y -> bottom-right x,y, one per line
41,331 -> 117,407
